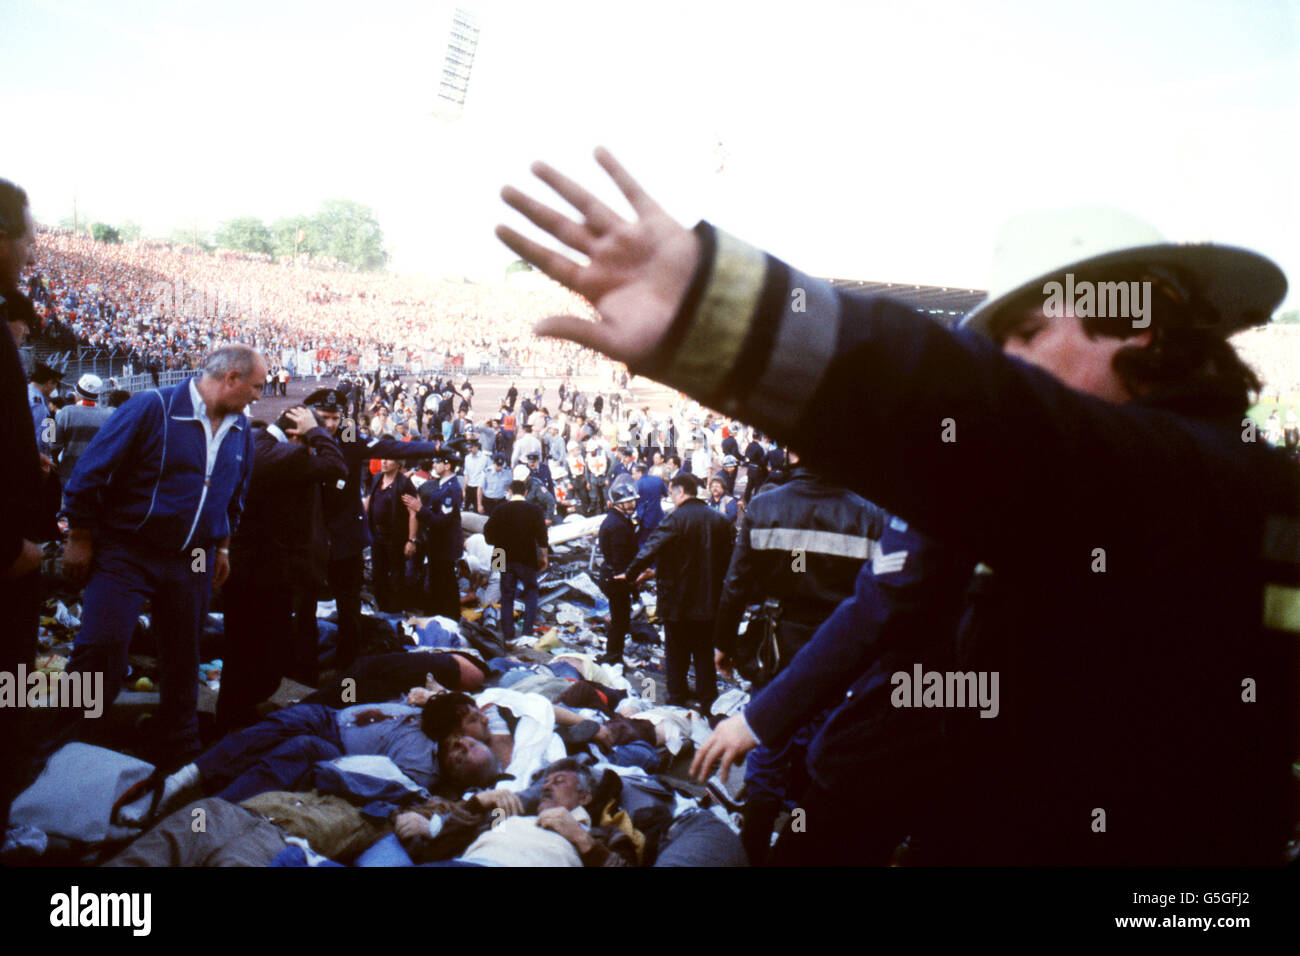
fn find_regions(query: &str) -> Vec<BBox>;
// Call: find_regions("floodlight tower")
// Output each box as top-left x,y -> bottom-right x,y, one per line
433,6 -> 480,120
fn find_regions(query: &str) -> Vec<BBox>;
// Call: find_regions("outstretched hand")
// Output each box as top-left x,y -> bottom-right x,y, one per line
496,147 -> 701,366
690,714 -> 759,783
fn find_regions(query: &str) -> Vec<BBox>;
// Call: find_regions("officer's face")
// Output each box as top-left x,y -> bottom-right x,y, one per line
999,306 -> 1143,404
318,410 -> 342,435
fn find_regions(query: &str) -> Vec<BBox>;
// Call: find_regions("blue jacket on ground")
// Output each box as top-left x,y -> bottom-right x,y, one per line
63,377 -> 253,551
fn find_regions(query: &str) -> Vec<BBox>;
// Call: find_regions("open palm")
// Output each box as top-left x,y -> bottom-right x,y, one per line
496,147 -> 701,367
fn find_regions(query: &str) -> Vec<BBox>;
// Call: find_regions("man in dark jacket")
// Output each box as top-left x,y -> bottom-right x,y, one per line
0,178 -> 44,836
217,406 -> 347,733
711,451 -> 884,861
306,386 -> 441,671
742,437 -> 767,503
365,454 -> 419,612
498,150 -> 1299,866
622,474 -> 734,708
484,480 -> 549,642
405,447 -> 463,620
597,474 -> 640,664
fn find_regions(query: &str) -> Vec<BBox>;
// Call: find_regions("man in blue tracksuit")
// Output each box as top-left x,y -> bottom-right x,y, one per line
498,152 -> 1299,865
631,461 -> 667,547
54,345 -> 266,770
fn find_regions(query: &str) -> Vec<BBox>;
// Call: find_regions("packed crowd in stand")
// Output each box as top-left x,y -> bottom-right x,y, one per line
3,165 -> 1299,870
25,229 -> 611,380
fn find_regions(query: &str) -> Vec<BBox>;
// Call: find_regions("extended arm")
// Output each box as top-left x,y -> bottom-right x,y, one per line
496,150 -> 1215,573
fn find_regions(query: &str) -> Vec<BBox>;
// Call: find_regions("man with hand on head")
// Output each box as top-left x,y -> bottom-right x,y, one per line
217,405 -> 347,733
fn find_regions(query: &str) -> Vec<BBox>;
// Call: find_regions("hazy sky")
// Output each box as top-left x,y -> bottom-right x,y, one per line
4,0 -> 1298,306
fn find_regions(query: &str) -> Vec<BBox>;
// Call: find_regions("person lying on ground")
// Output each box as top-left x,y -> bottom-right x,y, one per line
301,650 -> 489,709
105,792 -> 388,867
552,705 -> 661,772
128,696 -> 499,822
392,758 -> 638,866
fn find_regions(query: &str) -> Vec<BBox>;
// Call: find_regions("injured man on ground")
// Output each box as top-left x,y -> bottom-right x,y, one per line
100,683 -> 746,867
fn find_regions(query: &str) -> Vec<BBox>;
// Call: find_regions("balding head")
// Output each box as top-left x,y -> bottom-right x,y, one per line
200,344 -> 266,416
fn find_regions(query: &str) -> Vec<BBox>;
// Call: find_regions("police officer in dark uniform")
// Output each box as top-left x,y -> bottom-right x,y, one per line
712,449 -> 885,863
434,390 -> 455,435
304,386 -> 442,672
414,382 -> 431,435
404,446 -> 463,620
596,474 -> 639,665
524,450 -> 555,496
742,433 -> 767,503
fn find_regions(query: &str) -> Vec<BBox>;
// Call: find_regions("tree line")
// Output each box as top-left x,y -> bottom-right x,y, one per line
57,200 -> 388,272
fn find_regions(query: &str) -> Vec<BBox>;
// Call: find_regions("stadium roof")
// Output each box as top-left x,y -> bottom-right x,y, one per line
827,278 -> 986,327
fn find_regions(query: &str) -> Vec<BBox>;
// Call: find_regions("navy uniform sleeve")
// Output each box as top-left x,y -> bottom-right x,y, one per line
743,521 -> 971,748
302,427 -> 349,483
362,437 -> 442,461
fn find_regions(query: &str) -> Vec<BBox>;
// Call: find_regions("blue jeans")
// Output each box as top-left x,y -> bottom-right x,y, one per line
61,535 -> 213,768
195,703 -> 343,803
654,809 -> 748,867
499,561 -> 539,642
